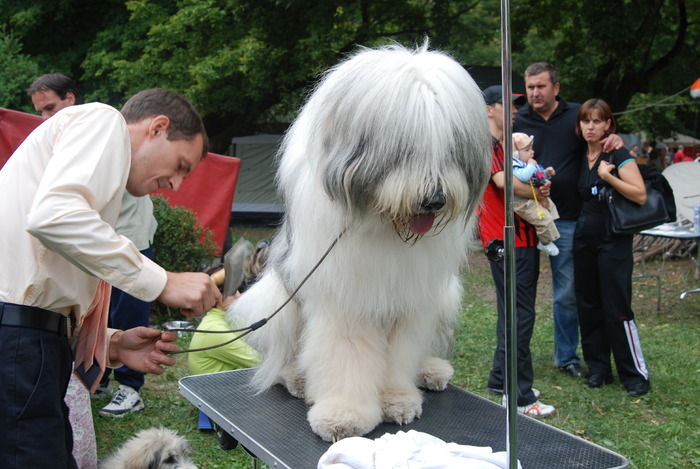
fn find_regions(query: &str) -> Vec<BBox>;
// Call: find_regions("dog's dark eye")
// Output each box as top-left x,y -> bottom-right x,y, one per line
163,455 -> 176,464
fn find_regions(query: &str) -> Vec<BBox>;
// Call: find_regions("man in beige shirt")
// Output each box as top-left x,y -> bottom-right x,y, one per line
0,88 -> 221,468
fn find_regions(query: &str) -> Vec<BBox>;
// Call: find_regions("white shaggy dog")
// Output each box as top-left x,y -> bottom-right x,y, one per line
100,427 -> 197,469
228,41 -> 491,442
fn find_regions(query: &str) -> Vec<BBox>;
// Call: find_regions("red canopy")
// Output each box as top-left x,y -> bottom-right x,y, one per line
0,107 -> 238,255
154,153 -> 240,254
0,107 -> 42,167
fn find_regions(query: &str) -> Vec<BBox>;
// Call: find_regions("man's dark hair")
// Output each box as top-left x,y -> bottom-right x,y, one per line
524,62 -> 558,85
27,73 -> 84,104
121,88 -> 209,157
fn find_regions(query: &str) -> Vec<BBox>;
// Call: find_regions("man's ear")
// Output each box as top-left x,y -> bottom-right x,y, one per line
148,115 -> 171,137
66,92 -> 76,106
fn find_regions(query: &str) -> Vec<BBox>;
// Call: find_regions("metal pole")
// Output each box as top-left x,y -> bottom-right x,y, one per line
500,0 -> 518,468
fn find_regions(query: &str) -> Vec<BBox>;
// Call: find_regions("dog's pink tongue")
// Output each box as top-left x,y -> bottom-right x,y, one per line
410,213 -> 436,235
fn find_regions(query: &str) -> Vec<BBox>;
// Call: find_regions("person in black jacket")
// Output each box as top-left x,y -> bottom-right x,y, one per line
574,98 -> 650,397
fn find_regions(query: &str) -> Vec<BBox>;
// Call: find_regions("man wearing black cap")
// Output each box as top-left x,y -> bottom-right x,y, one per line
476,85 -> 556,418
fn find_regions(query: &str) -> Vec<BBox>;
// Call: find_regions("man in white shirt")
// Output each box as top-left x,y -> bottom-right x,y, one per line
0,88 -> 222,468
30,73 -> 162,417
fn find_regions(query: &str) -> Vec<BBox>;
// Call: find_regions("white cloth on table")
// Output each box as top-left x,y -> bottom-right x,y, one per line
318,430 -> 521,469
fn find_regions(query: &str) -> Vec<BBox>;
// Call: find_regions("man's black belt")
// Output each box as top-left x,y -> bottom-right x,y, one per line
0,301 -> 68,337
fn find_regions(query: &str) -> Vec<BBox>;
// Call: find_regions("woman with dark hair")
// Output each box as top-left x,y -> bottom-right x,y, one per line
574,98 -> 650,397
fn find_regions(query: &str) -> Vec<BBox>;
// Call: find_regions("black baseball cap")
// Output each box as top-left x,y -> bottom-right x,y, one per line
483,85 -> 526,106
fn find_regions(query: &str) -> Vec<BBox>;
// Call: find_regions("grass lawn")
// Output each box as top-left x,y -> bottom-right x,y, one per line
93,226 -> 700,468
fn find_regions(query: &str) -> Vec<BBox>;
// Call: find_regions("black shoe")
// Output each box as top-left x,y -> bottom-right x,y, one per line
627,380 -> 650,397
559,363 -> 590,379
584,373 -> 614,388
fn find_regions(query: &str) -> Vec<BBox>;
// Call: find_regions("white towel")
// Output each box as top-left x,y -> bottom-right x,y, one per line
318,430 -> 521,469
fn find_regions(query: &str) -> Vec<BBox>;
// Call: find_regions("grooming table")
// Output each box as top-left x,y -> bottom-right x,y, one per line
179,369 -> 628,468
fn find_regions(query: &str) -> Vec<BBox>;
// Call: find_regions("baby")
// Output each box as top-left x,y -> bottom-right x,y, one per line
512,132 -> 560,256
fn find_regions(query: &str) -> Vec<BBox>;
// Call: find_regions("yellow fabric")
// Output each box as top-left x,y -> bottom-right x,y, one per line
188,308 -> 259,375
529,181 -> 546,219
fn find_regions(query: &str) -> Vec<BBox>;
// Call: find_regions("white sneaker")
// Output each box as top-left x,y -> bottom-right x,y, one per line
502,396 -> 556,418
99,385 -> 144,418
537,242 -> 559,256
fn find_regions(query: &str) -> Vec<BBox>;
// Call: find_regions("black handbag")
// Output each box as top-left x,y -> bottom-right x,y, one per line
600,152 -> 671,235
601,182 -> 669,235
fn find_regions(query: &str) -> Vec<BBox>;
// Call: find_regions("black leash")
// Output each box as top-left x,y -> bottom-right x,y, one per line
168,228 -> 346,355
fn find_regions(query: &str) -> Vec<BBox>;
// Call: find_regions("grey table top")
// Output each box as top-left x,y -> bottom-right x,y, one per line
179,368 -> 628,469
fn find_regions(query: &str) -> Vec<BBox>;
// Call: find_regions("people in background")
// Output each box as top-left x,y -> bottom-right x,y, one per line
187,239 -> 269,377
574,98 -> 650,397
98,193 -> 159,419
478,85 -> 556,418
629,144 -> 640,160
514,62 -> 622,380
28,72 -> 83,119
673,144 -> 686,164
188,239 -> 268,429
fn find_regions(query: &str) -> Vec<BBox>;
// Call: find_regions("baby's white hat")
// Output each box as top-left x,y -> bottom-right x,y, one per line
512,132 -> 534,152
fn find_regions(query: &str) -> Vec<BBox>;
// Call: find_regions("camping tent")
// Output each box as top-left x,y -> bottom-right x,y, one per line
229,134 -> 284,223
661,132 -> 699,149
662,161 -> 700,222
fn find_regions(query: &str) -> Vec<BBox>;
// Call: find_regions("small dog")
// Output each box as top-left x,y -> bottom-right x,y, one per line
229,41 -> 490,442
100,427 -> 197,469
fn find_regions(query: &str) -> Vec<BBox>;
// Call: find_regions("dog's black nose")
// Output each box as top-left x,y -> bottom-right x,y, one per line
422,192 -> 446,211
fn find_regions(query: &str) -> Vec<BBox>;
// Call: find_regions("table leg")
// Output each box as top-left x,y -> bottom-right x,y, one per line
678,255 -> 700,322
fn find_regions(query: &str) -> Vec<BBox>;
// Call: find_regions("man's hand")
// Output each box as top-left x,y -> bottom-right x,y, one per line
601,133 -> 624,153
158,271 -> 222,317
538,179 -> 552,198
109,327 -> 180,374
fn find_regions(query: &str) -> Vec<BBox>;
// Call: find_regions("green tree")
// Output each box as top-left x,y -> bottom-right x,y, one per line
2,0 -> 698,147
617,92 -> 700,141
80,0 -> 501,151
1,0 -> 127,82
510,0 -> 699,114
0,28 -> 39,111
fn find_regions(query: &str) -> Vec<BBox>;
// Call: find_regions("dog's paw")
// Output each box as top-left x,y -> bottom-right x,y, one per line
418,357 -> 454,391
380,387 -> 423,425
281,369 -> 306,399
307,398 -> 382,442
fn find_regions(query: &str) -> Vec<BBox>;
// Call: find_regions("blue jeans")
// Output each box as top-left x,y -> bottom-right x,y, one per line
549,220 -> 581,367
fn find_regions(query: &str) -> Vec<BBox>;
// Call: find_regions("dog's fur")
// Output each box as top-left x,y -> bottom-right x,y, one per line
228,41 -> 491,442
100,427 -> 197,469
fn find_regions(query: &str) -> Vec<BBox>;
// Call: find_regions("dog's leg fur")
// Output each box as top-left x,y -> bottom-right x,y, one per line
300,309 -> 387,441
379,316 -> 425,425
